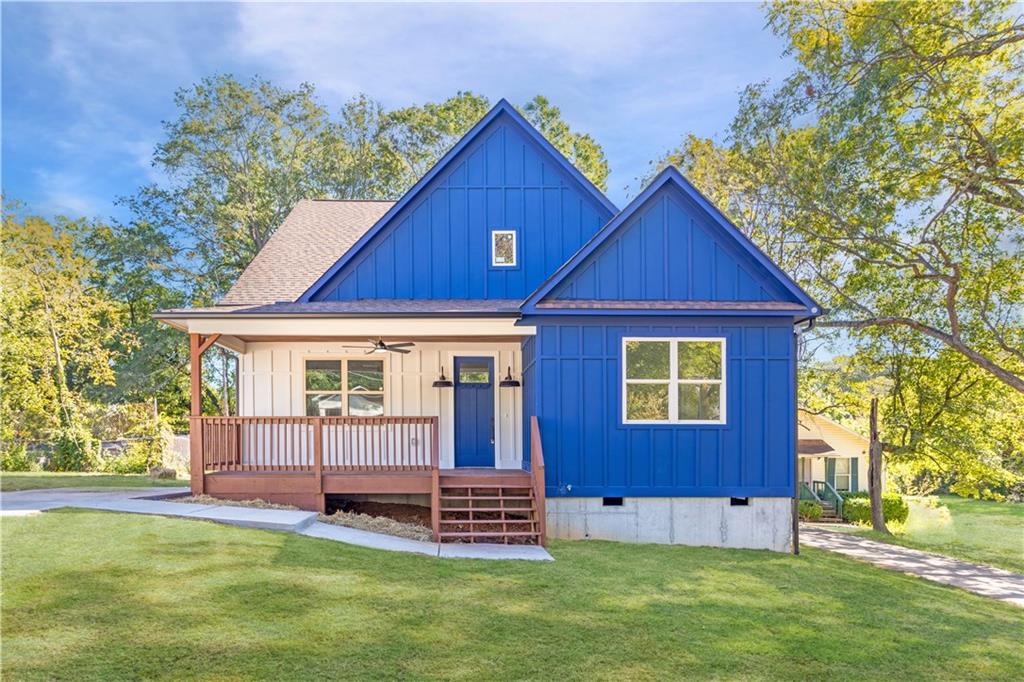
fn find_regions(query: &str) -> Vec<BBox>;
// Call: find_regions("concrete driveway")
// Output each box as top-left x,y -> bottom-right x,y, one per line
801,525 -> 1024,607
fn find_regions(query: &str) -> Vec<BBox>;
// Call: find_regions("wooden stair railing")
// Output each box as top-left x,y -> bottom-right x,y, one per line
431,422 -> 440,542
433,416 -> 547,546
530,416 -> 547,546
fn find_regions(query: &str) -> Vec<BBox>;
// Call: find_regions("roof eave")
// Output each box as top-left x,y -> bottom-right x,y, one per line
518,307 -> 815,319
153,310 -> 523,320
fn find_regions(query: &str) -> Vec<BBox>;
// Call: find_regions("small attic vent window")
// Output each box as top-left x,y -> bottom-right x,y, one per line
491,230 -> 517,267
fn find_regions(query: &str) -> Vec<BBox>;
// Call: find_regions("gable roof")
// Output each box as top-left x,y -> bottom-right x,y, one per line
220,199 -> 393,305
297,98 -> 618,303
521,166 -> 821,315
797,411 -> 868,458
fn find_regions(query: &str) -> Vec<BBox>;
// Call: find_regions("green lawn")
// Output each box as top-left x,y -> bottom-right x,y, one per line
0,472 -> 185,491
838,495 -> 1024,574
2,511 -> 1021,680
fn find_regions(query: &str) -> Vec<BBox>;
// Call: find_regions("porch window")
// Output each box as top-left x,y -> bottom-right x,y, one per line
491,230 -> 517,267
834,458 -> 852,491
622,338 -> 725,424
304,359 -> 385,417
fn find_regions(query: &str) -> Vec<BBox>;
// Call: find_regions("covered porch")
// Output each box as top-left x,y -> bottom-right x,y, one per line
173,310 -> 546,544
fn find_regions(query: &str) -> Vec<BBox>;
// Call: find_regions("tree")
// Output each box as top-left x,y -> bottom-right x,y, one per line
131,77 -> 612,303
1,207 -> 124,465
655,1 -> 1024,394
800,348 -> 1023,500
868,398 -> 888,533
522,95 -> 610,191
136,75 -> 342,299
80,212 -> 193,428
651,1 -> 1023,498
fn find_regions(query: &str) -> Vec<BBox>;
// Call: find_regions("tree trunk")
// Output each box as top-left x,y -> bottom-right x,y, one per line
36,276 -> 73,429
869,398 -> 890,534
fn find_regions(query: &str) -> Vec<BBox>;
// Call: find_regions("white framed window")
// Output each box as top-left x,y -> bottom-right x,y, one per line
491,230 -> 517,267
834,458 -> 851,491
304,358 -> 385,417
622,337 -> 726,424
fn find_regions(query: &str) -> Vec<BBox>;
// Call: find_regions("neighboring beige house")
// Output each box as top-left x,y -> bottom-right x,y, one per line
797,411 -> 877,494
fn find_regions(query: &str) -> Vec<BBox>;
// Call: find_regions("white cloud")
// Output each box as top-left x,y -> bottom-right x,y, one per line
231,3 -> 719,101
4,1 -> 791,213
229,2 -> 790,199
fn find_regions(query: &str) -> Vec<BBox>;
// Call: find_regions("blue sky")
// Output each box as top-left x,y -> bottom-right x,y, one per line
2,2 -> 794,221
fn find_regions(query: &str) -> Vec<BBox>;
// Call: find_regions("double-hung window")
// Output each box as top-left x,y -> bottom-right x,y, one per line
622,338 -> 726,424
304,358 -> 385,417
833,458 -> 852,492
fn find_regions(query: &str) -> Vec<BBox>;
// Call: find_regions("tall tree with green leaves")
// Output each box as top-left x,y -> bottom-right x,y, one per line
132,77 -> 611,302
655,1 -> 1024,394
81,214 -> 192,426
653,1 -> 1024,496
522,95 -> 610,192
1,207 -> 124,465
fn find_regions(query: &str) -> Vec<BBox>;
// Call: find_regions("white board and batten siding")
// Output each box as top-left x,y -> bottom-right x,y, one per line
238,341 -> 524,469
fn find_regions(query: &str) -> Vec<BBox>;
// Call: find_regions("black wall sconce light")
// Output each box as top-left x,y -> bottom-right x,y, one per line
499,366 -> 521,388
432,366 -> 454,388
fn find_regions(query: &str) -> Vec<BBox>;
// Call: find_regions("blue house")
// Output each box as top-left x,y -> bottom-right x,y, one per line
158,100 -> 820,551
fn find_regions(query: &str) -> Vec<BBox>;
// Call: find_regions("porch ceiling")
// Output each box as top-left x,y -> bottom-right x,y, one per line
156,315 -> 534,353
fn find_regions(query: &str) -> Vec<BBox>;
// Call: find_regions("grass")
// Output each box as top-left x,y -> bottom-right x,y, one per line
0,472 -> 185,492
2,511 -> 1022,680
835,495 -> 1024,574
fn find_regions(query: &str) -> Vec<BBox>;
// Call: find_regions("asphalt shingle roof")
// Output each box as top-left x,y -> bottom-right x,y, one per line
158,300 -> 523,317
220,199 -> 394,305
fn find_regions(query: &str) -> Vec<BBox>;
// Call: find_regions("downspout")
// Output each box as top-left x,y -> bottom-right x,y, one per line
792,316 -> 815,554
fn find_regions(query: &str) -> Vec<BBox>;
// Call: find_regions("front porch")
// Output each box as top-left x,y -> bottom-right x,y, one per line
176,307 -> 547,544
190,415 -> 547,544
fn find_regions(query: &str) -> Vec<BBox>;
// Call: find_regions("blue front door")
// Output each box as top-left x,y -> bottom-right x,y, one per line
454,356 -> 495,467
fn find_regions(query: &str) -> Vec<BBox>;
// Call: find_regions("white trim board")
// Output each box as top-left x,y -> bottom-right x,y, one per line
620,336 -> 727,425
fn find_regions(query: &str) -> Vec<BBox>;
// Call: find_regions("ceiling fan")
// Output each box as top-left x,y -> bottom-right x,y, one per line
342,338 -> 415,355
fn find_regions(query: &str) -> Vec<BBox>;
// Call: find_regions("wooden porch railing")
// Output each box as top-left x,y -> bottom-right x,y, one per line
529,416 -> 547,546
193,416 -> 439,473
812,479 -> 845,519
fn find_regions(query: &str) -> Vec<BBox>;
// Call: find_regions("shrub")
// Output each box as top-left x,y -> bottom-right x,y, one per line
841,492 -> 909,525
49,424 -> 96,471
0,443 -> 33,471
102,440 -> 163,474
798,500 -> 823,521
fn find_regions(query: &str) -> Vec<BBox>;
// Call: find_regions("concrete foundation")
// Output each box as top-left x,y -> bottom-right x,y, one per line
546,497 -> 794,552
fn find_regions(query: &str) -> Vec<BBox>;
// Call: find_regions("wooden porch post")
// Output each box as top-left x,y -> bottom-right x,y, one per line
313,418 -> 325,513
189,332 -> 220,496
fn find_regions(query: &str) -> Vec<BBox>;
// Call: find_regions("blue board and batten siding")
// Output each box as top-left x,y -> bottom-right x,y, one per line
309,112 -> 613,302
549,184 -> 797,303
520,170 -> 813,499
293,98 -> 816,503
523,318 -> 795,498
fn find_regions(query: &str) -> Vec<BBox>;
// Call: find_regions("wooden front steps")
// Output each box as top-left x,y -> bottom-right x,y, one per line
819,501 -> 842,522
437,470 -> 542,545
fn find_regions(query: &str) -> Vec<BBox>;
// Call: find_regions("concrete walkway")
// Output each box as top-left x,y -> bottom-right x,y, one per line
0,487 -> 553,562
801,526 -> 1024,607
